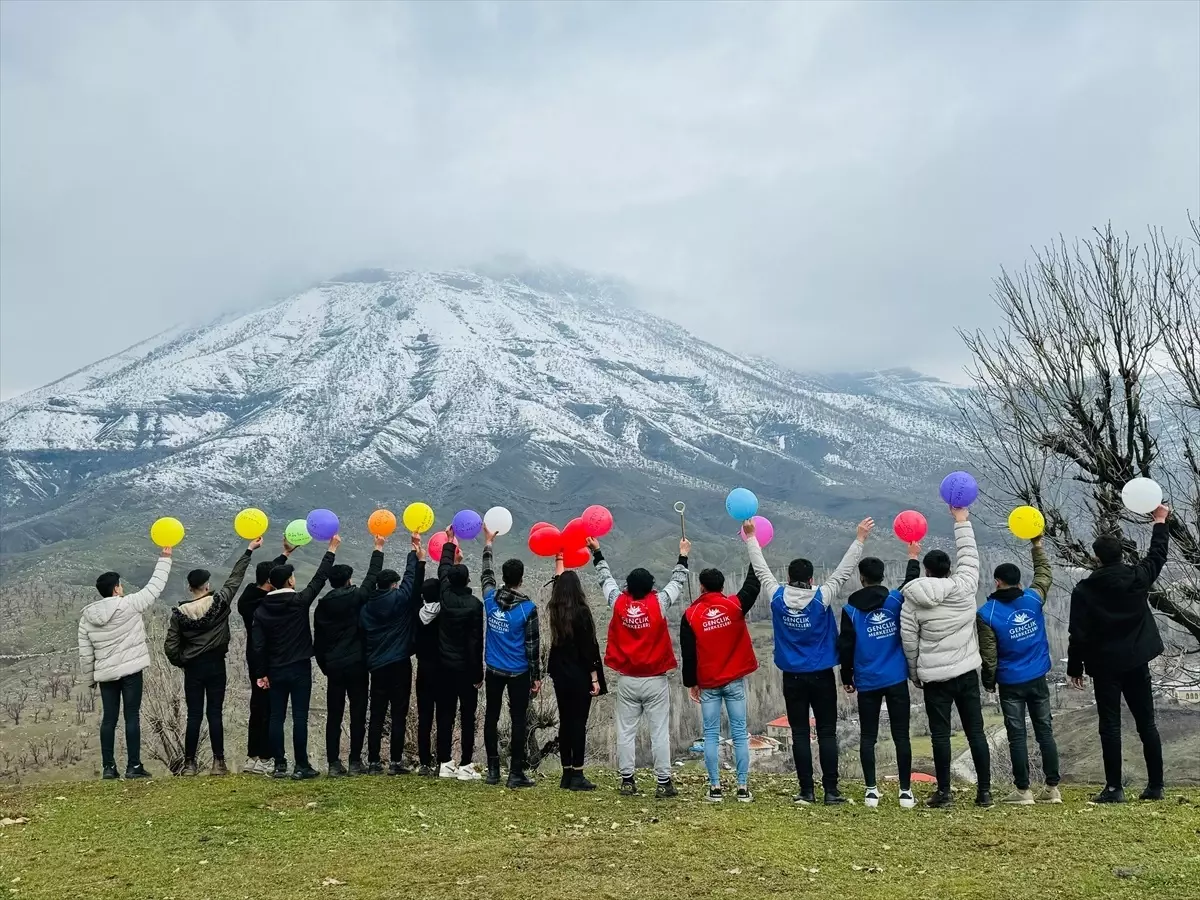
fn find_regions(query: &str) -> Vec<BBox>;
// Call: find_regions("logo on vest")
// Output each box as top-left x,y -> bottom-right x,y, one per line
865,609 -> 897,640
1007,610 -> 1039,641
621,603 -> 650,630
781,607 -> 810,629
702,606 -> 732,631
488,607 -> 510,634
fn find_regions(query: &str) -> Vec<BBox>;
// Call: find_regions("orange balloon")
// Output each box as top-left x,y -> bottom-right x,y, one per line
368,509 -> 397,537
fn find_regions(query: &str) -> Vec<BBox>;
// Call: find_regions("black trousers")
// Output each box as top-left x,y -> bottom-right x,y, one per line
99,671 -> 143,769
326,663 -> 369,764
483,671 -> 531,769
246,664 -> 272,760
415,659 -> 438,767
923,669 -> 991,793
268,660 -> 312,769
999,675 -> 1060,789
368,659 -> 413,764
436,670 -> 479,765
1093,663 -> 1163,790
183,654 -> 227,761
782,669 -> 840,793
857,680 -> 912,790
554,679 -> 592,768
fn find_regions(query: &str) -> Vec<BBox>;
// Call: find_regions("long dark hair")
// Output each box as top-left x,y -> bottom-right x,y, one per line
548,570 -> 597,649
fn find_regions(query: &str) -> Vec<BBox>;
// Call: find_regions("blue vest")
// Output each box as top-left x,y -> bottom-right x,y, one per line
771,587 -> 838,673
844,592 -> 908,692
484,590 -> 534,674
979,590 -> 1052,685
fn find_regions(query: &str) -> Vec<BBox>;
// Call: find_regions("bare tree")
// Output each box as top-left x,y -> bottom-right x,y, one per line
960,221 -> 1200,684
3,690 -> 29,725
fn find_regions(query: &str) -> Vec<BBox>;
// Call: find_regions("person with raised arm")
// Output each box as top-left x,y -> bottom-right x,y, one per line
837,537 -> 922,809
588,535 -> 690,798
252,535 -> 339,780
80,546 -> 174,780
1067,504 -> 1172,804
414,575 -> 442,776
680,557 -> 761,803
978,534 -> 1059,805
312,531 -> 387,777
165,537 -> 262,777
744,516 -> 873,806
359,532 -> 425,776
479,525 -> 541,789
547,554 -> 606,790
900,506 -> 990,808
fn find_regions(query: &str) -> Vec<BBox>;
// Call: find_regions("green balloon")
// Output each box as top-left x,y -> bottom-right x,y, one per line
284,518 -> 312,546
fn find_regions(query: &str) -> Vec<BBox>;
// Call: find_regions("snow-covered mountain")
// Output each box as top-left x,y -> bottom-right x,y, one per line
0,266 -> 968,561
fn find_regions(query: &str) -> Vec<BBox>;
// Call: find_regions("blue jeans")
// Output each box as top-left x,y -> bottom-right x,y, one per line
701,678 -> 749,787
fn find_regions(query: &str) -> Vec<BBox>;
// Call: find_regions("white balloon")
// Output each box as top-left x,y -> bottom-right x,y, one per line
483,506 -> 514,536
1121,477 -> 1163,515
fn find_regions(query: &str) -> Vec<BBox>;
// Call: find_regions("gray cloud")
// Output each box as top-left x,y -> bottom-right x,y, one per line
1,0 -> 1196,398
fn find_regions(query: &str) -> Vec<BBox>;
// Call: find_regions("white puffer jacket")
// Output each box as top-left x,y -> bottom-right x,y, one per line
78,556 -> 172,684
900,522 -> 981,684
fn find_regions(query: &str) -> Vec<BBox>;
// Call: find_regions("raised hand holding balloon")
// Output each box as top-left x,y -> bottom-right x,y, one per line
151,517 -> 185,548
726,487 -> 759,520
368,509 -> 397,538
582,505 -> 614,538
1121,477 -> 1163,516
452,509 -> 483,541
740,514 -> 774,547
403,502 -> 436,534
427,530 -> 449,562
306,509 -> 340,541
528,523 -> 563,558
1007,506 -> 1045,541
234,508 -> 269,541
284,519 -> 312,547
939,471 -> 978,508
893,510 -> 927,543
483,506 -> 514,536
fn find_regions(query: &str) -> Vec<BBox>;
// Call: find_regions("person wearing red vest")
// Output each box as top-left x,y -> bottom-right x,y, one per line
681,565 -> 761,802
588,535 -> 690,799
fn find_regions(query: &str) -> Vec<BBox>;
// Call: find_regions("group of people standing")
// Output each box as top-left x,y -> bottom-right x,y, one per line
77,501 -> 1174,807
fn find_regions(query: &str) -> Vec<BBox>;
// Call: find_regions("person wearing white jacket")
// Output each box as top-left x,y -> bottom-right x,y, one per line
79,547 -> 173,780
900,506 -> 991,809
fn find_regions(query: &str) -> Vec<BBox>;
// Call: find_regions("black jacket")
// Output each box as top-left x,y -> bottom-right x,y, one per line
1067,523 -> 1169,678
360,551 -> 425,672
237,553 -> 289,670
164,550 -> 254,668
435,541 -> 484,683
251,551 -> 335,679
313,550 -> 384,676
837,559 -> 921,686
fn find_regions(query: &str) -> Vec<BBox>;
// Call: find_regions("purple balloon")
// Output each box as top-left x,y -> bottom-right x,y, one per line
939,471 -> 979,508
306,508 -> 340,541
452,509 -> 483,540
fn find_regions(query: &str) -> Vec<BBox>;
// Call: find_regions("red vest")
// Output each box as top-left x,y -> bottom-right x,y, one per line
684,592 -> 758,689
605,592 -> 677,677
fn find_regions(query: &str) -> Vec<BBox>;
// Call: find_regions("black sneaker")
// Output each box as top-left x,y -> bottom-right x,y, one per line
560,771 -> 572,790
975,791 -> 994,808
569,771 -> 597,792
292,765 -> 319,781
1093,786 -> 1126,804
1139,785 -> 1165,802
388,762 -> 411,776
655,780 -> 678,800
926,789 -> 954,809
101,765 -> 120,780
327,760 -> 348,777
272,764 -> 290,779
793,791 -> 815,806
824,790 -> 849,806
736,787 -> 753,803
485,759 -> 502,785
507,770 -> 536,789
619,776 -> 638,796
366,761 -> 385,776
706,785 -> 724,803
348,760 -> 367,777
417,765 -> 435,778
179,760 -> 199,777
125,764 -> 152,779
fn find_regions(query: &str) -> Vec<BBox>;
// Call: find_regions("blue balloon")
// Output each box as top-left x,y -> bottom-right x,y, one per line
939,471 -> 979,508
725,487 -> 759,520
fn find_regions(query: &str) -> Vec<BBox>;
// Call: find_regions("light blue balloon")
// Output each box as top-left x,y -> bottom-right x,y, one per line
725,487 -> 759,520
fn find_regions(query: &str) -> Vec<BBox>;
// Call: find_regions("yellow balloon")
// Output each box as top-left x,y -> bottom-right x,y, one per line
234,508 -> 269,540
150,516 -> 186,548
1008,506 -> 1045,541
402,502 -> 435,534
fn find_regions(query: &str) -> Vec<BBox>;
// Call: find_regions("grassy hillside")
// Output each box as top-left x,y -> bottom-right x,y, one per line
2,774 -> 1198,900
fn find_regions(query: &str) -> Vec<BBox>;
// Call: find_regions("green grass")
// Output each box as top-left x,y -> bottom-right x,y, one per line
2,773 -> 1199,900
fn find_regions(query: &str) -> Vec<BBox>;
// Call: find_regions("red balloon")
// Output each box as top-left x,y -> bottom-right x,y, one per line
530,521 -> 553,533
582,504 -> 613,537
563,544 -> 591,568
528,525 -> 563,557
561,516 -> 588,550
893,510 -> 928,543
428,531 -> 449,561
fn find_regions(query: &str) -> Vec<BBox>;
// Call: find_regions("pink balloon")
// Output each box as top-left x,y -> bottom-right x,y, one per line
893,510 -> 928,543
428,532 -> 449,561
740,515 -> 774,547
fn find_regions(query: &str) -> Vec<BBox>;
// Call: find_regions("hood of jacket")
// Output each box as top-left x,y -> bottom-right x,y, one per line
261,588 -> 298,612
902,576 -> 956,609
174,593 -> 219,627
987,586 -> 1024,603
846,584 -> 890,612
493,585 -> 531,611
81,597 -> 123,628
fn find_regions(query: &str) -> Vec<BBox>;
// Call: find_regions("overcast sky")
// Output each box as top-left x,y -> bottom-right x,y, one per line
1,0 -> 1196,399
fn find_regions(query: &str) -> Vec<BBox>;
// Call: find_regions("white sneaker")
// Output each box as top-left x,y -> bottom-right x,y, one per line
456,762 -> 482,781
899,789 -> 916,809
241,758 -> 259,774
438,762 -> 459,779
254,759 -> 275,776
864,787 -> 880,808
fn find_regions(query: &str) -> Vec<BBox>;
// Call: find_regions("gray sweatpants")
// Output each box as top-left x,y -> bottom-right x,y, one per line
615,674 -> 672,781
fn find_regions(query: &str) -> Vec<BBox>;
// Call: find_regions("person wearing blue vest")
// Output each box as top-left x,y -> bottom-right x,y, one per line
978,536 -> 1059,805
480,525 -> 541,789
745,516 -> 874,805
837,541 -> 921,809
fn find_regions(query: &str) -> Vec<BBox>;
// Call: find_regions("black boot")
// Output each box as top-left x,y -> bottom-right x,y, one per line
347,759 -> 367,776
507,769 -> 536,789
569,770 -> 597,792
327,760 -> 348,777
486,758 -> 502,785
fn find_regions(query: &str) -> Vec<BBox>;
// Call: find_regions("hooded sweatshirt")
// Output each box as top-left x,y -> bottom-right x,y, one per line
899,521 -> 981,684
1067,523 -> 1169,678
680,566 -> 761,689
78,555 -> 173,684
837,558 -> 921,691
314,549 -> 384,675
251,551 -> 335,679
429,541 -> 484,683
164,550 -> 253,668
480,543 -> 540,679
978,540 -> 1053,690
358,550 -> 424,672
